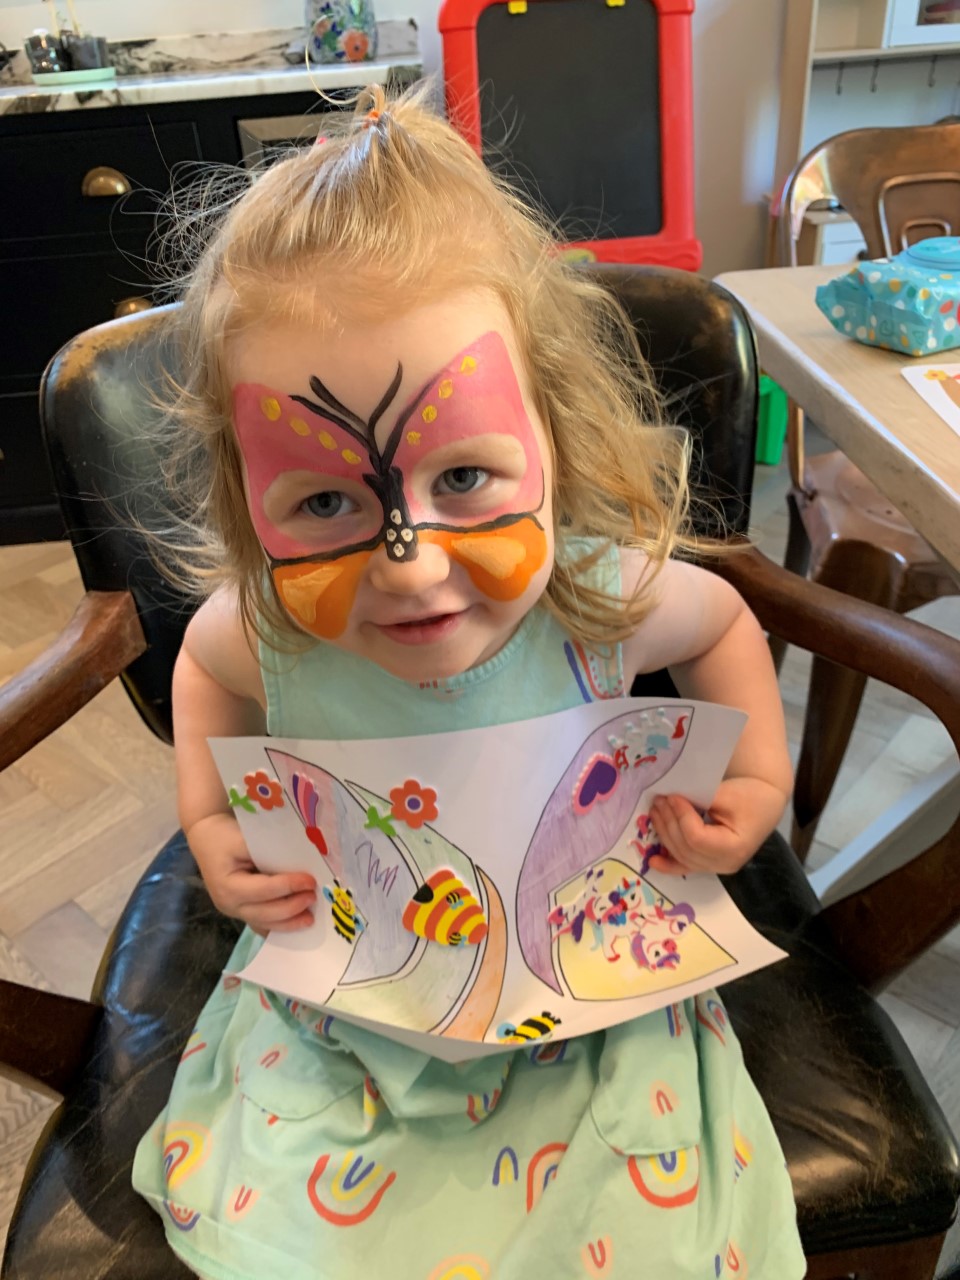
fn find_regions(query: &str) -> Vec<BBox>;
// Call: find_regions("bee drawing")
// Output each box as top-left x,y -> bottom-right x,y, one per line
322,879 -> 366,944
497,1012 -> 562,1044
402,868 -> 488,946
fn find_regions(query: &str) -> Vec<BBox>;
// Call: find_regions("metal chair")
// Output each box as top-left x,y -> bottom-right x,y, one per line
773,122 -> 960,861
2,268 -> 960,1280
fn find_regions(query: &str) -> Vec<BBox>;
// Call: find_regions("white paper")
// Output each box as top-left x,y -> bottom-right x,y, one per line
210,698 -> 786,1063
901,363 -> 960,436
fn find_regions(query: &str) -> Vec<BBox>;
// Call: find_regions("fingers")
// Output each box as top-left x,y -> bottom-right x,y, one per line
236,889 -> 317,934
227,870 -> 317,904
644,850 -> 690,877
210,869 -> 318,931
649,794 -> 747,875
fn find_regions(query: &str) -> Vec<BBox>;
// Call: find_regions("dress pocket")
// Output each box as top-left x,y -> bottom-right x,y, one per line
590,1005 -> 702,1157
235,996 -> 364,1121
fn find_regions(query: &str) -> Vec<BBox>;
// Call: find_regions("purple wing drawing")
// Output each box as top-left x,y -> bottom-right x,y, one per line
516,706 -> 693,994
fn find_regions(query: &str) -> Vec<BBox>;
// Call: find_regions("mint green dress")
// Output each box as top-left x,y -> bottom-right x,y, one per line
132,554 -> 805,1280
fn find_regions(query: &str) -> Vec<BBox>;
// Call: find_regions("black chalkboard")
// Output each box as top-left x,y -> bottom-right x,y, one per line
477,0 -> 661,242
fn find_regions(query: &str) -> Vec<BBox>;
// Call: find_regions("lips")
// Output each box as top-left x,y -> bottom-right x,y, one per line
374,610 -> 467,646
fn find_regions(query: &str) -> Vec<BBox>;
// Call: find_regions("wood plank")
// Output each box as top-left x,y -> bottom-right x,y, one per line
887,950 -> 960,1028
12,903 -> 108,1003
0,1097 -> 57,1262
0,786 -> 145,936
813,714 -> 956,853
74,798 -> 179,931
0,792 -> 174,939
876,992 -> 956,1076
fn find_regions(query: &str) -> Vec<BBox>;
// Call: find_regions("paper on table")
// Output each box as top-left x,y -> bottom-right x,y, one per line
902,364 -> 960,436
210,697 -> 786,1063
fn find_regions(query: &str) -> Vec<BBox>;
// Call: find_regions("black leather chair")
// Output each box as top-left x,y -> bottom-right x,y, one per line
2,267 -> 959,1280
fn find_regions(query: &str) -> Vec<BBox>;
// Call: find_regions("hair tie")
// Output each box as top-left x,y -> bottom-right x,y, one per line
363,108 -> 382,129
313,135 -> 328,147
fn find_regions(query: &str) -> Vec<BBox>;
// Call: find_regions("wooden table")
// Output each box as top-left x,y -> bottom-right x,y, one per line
716,264 -> 960,574
716,264 -> 960,902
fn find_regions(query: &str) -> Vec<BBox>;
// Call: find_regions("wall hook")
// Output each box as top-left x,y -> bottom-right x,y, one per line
836,61 -> 845,96
870,58 -> 880,93
930,54 -> 939,88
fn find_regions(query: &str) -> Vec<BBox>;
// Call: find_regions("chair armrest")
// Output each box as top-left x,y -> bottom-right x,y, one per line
0,979 -> 102,1098
715,545 -> 960,990
0,591 -> 146,773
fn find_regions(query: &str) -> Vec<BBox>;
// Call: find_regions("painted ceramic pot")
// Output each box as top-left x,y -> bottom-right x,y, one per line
306,0 -> 379,63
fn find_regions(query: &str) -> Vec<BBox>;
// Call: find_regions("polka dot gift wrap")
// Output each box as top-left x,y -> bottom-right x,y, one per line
815,237 -> 960,357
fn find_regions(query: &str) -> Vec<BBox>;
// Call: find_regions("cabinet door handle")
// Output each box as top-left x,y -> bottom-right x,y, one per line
82,166 -> 131,197
113,296 -> 152,318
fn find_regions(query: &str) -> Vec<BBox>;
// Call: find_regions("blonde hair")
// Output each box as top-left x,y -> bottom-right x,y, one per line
156,81 -> 703,651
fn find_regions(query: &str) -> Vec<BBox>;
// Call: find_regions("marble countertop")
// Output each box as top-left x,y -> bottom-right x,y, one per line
0,21 -> 420,116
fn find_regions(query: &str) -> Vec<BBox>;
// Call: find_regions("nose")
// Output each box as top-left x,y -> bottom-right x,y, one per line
366,538 -> 453,596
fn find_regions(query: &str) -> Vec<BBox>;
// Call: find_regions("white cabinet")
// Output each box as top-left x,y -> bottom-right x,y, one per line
774,0 -> 960,210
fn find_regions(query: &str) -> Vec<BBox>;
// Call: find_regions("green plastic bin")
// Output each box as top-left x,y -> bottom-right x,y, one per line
756,374 -> 788,465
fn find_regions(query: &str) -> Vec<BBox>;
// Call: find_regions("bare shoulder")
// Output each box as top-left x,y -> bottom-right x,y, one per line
619,548 -> 745,676
182,586 -> 266,709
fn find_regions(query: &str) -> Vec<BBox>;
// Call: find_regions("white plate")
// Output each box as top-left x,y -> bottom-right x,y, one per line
31,66 -> 116,86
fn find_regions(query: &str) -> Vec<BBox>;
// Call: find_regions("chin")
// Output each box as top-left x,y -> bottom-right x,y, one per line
373,646 -> 478,684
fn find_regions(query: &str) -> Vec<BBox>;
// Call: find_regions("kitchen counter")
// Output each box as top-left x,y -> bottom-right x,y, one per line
0,20 -> 420,115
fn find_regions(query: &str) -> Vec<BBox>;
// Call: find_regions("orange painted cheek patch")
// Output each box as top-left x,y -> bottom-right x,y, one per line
421,517 -> 548,602
272,550 -> 373,639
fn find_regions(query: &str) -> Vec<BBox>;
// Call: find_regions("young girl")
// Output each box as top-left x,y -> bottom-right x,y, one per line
132,84 -> 804,1278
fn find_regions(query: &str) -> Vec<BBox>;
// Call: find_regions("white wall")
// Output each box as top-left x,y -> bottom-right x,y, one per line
0,0 -> 785,276
693,0 -> 786,277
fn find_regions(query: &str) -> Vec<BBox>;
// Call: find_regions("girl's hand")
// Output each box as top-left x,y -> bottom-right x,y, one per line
187,812 -> 317,935
646,777 -> 789,876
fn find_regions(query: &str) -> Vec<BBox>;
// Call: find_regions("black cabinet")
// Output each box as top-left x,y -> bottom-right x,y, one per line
0,88 -> 339,543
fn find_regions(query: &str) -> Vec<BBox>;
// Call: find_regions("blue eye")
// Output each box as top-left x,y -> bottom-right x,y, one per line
436,466 -> 488,495
301,492 -> 356,518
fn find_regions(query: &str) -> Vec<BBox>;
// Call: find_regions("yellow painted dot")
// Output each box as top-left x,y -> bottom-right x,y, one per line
289,417 -> 310,436
869,330 -> 876,341
919,288 -> 930,300
406,430 -> 422,446
901,335 -> 910,347
460,356 -> 477,375
942,273 -> 955,280
889,279 -> 902,292
438,379 -> 454,399
422,405 -> 438,423
913,349 -> 923,357
342,449 -> 361,464
260,396 -> 281,421
318,431 -> 337,450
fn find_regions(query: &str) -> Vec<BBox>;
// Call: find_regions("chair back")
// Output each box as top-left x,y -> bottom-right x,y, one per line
39,266 -> 758,747
777,122 -> 960,264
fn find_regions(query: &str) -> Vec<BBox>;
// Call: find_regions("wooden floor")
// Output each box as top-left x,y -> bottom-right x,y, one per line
1,448 -> 959,1267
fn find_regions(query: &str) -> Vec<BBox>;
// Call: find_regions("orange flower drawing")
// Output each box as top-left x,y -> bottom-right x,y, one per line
342,29 -> 370,61
389,779 -> 438,829
244,770 -> 285,811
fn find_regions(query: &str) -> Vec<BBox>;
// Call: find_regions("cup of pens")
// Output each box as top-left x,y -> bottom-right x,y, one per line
26,0 -> 112,76
61,30 -> 109,68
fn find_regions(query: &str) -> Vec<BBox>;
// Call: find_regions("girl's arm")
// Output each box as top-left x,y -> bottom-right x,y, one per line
175,588 -> 317,931
621,554 -> 792,875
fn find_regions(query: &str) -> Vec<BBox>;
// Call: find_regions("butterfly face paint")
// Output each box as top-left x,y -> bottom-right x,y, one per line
233,331 -> 549,640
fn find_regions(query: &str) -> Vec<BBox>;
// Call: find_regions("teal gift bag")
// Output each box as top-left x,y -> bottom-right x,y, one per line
816,237 -> 960,357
